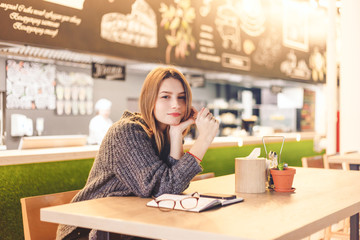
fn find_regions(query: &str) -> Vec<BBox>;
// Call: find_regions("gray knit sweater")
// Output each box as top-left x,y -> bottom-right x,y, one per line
56,111 -> 202,240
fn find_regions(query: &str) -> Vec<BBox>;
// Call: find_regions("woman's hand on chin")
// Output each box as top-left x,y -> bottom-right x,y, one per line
168,118 -> 195,160
169,118 -> 194,138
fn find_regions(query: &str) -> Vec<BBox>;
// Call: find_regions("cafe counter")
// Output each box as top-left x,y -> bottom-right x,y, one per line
0,145 -> 99,166
0,132 -> 316,166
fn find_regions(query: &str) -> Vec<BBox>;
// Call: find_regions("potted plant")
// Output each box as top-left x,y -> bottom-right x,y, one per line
270,163 -> 296,192
263,136 -> 296,192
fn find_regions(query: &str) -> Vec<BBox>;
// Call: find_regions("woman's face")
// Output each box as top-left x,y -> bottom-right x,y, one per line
154,77 -> 186,131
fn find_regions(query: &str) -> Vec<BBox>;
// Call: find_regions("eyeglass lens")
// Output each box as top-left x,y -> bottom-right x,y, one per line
157,199 -> 176,211
156,197 -> 198,210
180,197 -> 198,209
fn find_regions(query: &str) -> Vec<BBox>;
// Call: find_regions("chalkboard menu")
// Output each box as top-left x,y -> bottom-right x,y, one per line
0,0 -> 327,83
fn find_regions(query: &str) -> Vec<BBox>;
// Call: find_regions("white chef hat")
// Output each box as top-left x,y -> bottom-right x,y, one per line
94,98 -> 112,112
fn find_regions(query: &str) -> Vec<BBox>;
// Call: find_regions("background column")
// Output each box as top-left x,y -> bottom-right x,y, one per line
326,0 -> 337,154
340,0 -> 360,153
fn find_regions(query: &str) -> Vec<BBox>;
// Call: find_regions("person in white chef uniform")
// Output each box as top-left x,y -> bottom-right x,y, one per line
88,98 -> 113,145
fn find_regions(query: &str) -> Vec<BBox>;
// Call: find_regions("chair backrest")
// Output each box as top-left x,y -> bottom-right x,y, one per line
302,154 -> 343,170
301,155 -> 326,168
191,172 -> 215,181
323,154 -> 345,170
20,190 -> 80,240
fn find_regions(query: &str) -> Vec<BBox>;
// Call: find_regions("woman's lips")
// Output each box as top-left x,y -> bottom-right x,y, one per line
169,113 -> 181,117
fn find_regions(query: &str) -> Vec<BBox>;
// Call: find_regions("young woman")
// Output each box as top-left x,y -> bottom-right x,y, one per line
57,66 -> 219,240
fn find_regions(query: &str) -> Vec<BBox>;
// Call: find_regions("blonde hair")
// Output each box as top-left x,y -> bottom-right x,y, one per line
139,66 -> 192,154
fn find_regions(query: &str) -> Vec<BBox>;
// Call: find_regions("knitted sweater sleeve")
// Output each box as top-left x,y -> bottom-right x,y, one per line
103,120 -> 202,198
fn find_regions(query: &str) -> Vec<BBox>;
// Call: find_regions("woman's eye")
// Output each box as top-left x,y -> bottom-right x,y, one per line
161,95 -> 169,99
178,96 -> 186,100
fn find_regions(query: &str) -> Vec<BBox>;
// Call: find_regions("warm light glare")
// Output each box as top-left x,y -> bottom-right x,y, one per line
238,138 -> 243,147
310,0 -> 318,8
241,0 -> 261,15
43,0 -> 85,10
318,0 -> 342,8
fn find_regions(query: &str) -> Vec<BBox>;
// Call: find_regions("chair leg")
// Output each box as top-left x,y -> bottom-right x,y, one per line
324,226 -> 332,240
342,162 -> 350,171
343,217 -> 350,234
324,219 -> 351,240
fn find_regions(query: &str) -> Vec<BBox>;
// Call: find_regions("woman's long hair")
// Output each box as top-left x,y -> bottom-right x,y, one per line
139,66 -> 192,154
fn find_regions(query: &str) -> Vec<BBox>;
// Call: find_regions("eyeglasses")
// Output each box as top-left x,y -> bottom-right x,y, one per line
153,192 -> 200,211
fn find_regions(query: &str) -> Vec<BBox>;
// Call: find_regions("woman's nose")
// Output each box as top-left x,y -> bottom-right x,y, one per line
171,98 -> 180,109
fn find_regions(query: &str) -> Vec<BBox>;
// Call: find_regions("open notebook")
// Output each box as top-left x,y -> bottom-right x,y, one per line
146,193 -> 244,212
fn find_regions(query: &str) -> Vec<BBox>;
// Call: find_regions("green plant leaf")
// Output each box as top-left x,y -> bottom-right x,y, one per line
278,162 -> 284,170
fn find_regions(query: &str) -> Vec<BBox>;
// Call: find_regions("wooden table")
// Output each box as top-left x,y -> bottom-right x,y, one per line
327,152 -> 360,170
41,168 -> 360,240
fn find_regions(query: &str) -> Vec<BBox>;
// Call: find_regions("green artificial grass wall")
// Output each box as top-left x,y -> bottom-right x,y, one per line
0,159 -> 94,240
200,139 -> 324,176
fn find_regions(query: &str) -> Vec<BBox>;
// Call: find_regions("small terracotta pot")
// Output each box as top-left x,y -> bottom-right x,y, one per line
270,167 -> 296,192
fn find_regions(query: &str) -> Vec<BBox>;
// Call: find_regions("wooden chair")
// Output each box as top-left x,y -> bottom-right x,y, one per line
301,155 -> 325,168
327,151 -> 358,171
323,154 -> 347,170
301,154 -> 344,170
191,172 -> 215,181
301,155 -> 349,240
20,189 -> 80,240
